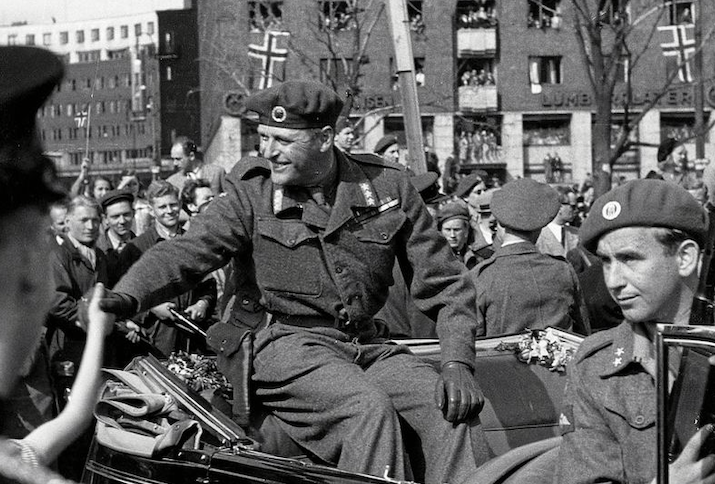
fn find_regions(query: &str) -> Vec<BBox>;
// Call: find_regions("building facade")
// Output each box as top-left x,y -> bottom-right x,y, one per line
0,0 -> 198,182
199,0 -> 715,184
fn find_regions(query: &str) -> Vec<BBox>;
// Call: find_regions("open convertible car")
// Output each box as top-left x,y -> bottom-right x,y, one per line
82,325 -> 711,484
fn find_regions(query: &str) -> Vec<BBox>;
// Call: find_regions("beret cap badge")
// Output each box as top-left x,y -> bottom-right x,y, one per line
271,105 -> 287,123
601,201 -> 621,221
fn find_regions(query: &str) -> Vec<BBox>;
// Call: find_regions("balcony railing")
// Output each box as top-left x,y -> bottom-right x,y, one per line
457,28 -> 497,56
458,85 -> 497,112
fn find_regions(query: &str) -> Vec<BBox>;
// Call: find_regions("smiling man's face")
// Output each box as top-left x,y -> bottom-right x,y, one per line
258,124 -> 332,187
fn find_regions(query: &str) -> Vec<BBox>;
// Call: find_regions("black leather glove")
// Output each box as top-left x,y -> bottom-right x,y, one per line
434,361 -> 485,423
99,289 -> 138,318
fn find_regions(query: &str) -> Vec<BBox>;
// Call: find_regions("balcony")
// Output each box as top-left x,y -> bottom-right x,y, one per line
458,85 -> 497,112
457,28 -> 497,56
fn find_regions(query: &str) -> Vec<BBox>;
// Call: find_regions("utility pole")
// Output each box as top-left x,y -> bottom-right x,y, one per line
694,0 -> 705,159
385,0 -> 426,174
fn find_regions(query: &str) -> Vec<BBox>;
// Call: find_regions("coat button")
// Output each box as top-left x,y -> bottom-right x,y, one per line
335,267 -> 343,274
381,232 -> 388,240
242,299 -> 250,306
634,415 -> 645,425
287,238 -> 296,246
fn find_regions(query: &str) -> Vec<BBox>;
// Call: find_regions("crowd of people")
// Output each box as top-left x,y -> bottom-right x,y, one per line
4,45 -> 715,484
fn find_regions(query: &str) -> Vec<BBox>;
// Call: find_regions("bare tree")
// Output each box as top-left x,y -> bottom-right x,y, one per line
571,0 -> 715,196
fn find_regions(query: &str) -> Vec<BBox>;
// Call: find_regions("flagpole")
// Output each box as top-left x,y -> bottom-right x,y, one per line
694,0 -> 704,159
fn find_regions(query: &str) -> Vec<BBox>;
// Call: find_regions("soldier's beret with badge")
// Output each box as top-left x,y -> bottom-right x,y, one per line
100,189 -> 135,211
453,170 -> 488,199
0,46 -> 66,214
471,189 -> 497,213
492,178 -> 560,232
244,80 -> 344,129
373,135 -> 399,155
580,179 -> 709,253
437,201 -> 470,228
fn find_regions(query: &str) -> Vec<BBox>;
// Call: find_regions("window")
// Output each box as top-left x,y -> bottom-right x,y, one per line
320,1 -> 356,31
66,104 -> 73,116
457,0 -> 498,28
165,66 -> 173,81
77,50 -> 101,63
162,31 -> 175,54
107,26 -> 114,40
7,34 -> 17,45
147,22 -> 155,35
668,0 -> 694,25
91,28 -> 99,41
320,58 -> 351,89
407,1 -> 425,35
60,31 -> 68,44
414,58 -> 425,86
121,25 -> 128,38
107,48 -> 129,60
661,113 -> 709,144
25,34 -> 35,45
523,116 -> 571,146
528,0 -> 561,29
43,32 -> 51,45
458,58 -> 496,86
529,56 -> 562,88
248,1 -> 283,32
616,55 -> 630,83
598,0 -> 629,25
76,30 -> 85,43
134,23 -> 142,37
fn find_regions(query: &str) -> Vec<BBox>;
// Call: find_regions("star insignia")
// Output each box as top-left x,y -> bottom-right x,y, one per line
615,347 -> 625,356
613,357 -> 622,367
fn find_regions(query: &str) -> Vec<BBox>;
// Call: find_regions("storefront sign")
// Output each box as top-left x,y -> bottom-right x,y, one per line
541,87 -> 701,108
354,93 -> 396,112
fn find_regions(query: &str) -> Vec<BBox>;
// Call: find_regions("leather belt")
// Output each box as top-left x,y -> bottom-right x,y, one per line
271,313 -> 354,332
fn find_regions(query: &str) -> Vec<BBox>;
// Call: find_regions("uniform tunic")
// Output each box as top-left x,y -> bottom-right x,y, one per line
555,321 -> 661,484
114,150 -> 488,482
472,242 -> 589,337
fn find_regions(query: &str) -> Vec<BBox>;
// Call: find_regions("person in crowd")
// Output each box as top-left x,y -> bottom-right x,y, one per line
97,190 -> 136,285
0,46 -> 116,484
537,186 -> 580,257
87,176 -> 113,200
48,200 -> 69,245
69,159 -> 114,200
168,136 -> 225,195
472,178 -> 590,337
333,117 -> 355,153
181,178 -> 215,219
556,179 -> 715,484
373,134 -> 401,165
116,169 -> 142,199
100,80 -> 490,483
438,202 -> 478,270
452,169 -> 488,202
467,188 -> 498,264
118,181 -> 216,356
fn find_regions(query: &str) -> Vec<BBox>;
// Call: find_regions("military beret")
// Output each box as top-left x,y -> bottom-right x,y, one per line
410,171 -> 443,204
470,188 -> 497,213
492,178 -> 560,232
579,179 -> 709,253
374,134 -> 399,155
0,46 -> 66,214
437,201 -> 470,228
245,81 -> 343,129
453,170 -> 488,199
100,189 -> 134,211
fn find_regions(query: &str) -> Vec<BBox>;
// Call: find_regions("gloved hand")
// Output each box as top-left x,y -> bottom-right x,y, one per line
78,287 -> 138,331
434,361 -> 485,423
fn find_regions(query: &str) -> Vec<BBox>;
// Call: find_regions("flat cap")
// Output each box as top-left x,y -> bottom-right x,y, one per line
0,46 -> 66,214
100,189 -> 134,211
437,201 -> 470,228
580,179 -> 708,253
374,134 -> 399,155
245,81 -> 343,129
492,178 -> 560,231
453,170 -> 488,199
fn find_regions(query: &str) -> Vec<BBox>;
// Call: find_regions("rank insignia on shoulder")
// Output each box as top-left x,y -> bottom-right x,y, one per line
559,405 -> 575,434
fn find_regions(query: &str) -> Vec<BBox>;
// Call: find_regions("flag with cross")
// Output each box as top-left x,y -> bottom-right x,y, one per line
248,30 -> 290,90
74,109 -> 89,128
658,24 -> 695,83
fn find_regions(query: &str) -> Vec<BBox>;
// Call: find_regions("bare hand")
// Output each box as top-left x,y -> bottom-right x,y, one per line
150,302 -> 176,321
185,301 -> 208,321
123,320 -> 144,344
87,283 -> 116,339
666,424 -> 715,484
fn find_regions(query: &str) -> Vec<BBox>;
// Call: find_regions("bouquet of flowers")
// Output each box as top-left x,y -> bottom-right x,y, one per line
164,352 -> 233,397
495,328 -> 575,372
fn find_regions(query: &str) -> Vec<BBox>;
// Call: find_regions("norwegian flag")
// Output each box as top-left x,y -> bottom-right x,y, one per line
74,110 -> 89,128
658,24 -> 695,83
248,31 -> 290,90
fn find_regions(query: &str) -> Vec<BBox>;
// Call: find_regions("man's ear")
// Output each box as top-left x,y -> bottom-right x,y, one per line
187,202 -> 198,215
679,239 -> 702,278
318,126 -> 335,153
